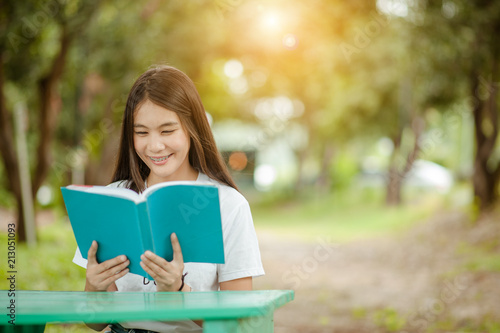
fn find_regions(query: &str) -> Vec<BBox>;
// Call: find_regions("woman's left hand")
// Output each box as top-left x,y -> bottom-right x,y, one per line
140,233 -> 185,292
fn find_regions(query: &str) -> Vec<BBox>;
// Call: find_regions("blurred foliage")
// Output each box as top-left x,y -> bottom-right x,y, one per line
1,0 -> 499,200
0,0 -> 499,242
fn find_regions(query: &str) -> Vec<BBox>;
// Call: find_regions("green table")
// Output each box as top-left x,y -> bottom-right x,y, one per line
1,290 -> 293,332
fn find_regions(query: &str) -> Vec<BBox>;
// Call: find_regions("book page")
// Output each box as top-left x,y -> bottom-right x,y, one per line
141,180 -> 215,199
66,185 -> 141,203
146,183 -> 225,264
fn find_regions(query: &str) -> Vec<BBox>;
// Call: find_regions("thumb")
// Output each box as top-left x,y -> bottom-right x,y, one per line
87,240 -> 98,265
171,233 -> 184,263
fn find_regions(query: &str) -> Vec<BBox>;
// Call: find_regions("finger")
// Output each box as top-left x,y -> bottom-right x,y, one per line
143,251 -> 169,267
140,260 -> 158,279
104,259 -> 130,279
171,233 -> 184,263
140,257 -> 167,278
102,267 -> 129,286
141,253 -> 166,272
140,260 -> 153,276
97,255 -> 128,274
87,240 -> 98,265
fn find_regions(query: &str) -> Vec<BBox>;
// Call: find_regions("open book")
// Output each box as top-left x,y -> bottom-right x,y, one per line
61,181 -> 224,279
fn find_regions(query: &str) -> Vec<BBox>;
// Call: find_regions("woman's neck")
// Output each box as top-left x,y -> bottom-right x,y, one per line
146,167 -> 198,188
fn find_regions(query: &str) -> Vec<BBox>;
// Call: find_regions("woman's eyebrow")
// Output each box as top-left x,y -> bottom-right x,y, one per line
159,121 -> 179,127
133,122 -> 178,128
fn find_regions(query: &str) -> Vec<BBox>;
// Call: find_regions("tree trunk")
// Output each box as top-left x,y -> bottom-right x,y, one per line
386,131 -> 403,206
386,117 -> 424,206
294,147 -> 309,193
1,26 -> 72,243
316,141 -> 335,193
471,68 -> 500,212
32,26 -> 72,198
386,163 -> 403,206
0,53 -> 26,241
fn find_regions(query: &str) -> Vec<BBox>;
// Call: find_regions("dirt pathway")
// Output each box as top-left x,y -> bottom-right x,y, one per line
254,211 -> 500,333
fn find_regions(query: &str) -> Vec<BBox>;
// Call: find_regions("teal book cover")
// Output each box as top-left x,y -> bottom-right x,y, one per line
61,181 -> 224,279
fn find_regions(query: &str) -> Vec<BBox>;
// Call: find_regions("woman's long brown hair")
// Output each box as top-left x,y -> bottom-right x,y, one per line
112,65 -> 238,193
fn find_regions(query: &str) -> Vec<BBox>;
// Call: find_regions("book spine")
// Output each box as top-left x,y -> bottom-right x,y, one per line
137,201 -> 155,256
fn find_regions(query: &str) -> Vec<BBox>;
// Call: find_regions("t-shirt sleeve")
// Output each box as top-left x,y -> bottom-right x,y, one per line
73,246 -> 88,269
217,199 -> 265,283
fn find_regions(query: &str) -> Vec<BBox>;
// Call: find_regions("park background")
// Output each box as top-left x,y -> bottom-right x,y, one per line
1,0 -> 500,332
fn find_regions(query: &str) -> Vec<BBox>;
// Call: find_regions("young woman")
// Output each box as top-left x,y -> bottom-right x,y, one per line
72,65 -> 265,333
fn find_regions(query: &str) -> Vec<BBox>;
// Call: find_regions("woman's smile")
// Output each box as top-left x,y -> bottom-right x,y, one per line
148,153 -> 173,164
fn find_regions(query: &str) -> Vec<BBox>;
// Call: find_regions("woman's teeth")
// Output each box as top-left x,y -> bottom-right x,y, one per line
150,155 -> 170,162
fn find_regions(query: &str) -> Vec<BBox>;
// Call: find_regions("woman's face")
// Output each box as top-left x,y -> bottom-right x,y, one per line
133,100 -> 197,186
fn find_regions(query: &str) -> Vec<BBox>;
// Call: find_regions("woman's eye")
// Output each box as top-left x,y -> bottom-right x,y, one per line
135,131 -> 147,135
162,130 -> 174,134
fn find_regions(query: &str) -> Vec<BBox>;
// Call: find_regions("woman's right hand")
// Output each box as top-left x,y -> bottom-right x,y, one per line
85,240 -> 130,292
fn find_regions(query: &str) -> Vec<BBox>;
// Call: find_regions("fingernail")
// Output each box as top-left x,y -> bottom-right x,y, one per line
145,251 -> 153,257
121,255 -> 127,261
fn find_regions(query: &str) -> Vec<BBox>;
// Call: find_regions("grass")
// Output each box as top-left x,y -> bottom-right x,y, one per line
428,315 -> 500,333
372,307 -> 406,332
0,216 -> 86,291
251,186 -> 444,242
456,241 -> 500,273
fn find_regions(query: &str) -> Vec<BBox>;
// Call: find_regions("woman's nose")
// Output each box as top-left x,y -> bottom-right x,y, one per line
148,137 -> 166,152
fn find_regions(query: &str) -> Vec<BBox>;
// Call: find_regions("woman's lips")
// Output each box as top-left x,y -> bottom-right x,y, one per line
148,153 -> 173,164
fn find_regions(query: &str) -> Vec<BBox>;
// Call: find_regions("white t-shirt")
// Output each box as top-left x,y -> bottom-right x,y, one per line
72,172 -> 265,332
